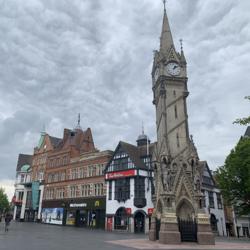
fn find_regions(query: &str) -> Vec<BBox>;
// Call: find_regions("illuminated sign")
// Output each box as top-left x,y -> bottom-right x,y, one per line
70,203 -> 87,208
105,169 -> 136,180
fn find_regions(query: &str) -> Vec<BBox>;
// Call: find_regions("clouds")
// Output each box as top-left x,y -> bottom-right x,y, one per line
0,0 -> 249,192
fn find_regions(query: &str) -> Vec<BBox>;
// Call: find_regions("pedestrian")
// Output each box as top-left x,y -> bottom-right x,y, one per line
4,213 -> 12,232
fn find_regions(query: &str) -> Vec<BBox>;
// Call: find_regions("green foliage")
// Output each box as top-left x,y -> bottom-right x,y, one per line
0,188 -> 10,213
216,138 -> 250,215
233,96 -> 250,125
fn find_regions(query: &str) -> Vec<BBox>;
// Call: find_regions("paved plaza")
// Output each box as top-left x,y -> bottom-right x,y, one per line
0,222 -> 249,250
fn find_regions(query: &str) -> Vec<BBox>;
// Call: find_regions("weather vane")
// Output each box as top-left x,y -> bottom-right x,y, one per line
163,0 -> 166,11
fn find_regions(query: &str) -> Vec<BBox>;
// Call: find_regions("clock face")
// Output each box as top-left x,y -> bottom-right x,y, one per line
165,62 -> 181,76
154,68 -> 159,81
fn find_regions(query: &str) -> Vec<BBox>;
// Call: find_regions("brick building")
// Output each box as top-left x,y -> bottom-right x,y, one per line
42,127 -> 113,228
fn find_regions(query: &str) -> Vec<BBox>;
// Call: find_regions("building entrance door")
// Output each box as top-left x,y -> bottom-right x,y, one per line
134,211 -> 145,233
75,210 -> 87,227
178,218 -> 197,242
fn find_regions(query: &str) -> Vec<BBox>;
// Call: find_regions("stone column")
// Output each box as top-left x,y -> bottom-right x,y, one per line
130,216 -> 134,233
159,213 -> 181,244
37,185 -> 44,221
197,213 -> 215,245
20,189 -> 27,221
13,206 -> 17,221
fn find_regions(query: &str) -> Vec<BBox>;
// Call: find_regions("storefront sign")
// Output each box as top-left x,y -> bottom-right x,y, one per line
105,169 -> 136,180
126,208 -> 132,215
70,203 -> 87,208
148,208 -> 154,216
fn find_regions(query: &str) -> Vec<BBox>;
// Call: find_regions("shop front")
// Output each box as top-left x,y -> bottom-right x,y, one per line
42,197 -> 106,229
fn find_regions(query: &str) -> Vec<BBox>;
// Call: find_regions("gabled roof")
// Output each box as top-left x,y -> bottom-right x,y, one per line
16,154 -> 32,172
200,161 -> 216,188
105,140 -> 154,172
244,126 -> 250,137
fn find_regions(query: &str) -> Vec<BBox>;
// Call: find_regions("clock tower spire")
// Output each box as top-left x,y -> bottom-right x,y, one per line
149,2 -> 215,245
160,1 -> 175,54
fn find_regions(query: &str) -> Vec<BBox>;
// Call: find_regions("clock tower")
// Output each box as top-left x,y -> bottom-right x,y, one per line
149,4 -> 215,245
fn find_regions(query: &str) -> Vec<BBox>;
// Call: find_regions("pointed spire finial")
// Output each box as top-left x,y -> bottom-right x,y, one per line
142,121 -> 144,135
41,124 -> 46,135
163,0 -> 166,12
78,113 -> 80,126
160,0 -> 174,53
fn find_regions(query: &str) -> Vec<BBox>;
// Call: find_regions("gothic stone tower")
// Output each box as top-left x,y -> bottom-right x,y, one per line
148,6 -> 215,245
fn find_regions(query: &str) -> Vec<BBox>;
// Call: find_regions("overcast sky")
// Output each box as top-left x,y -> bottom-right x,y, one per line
0,0 -> 249,199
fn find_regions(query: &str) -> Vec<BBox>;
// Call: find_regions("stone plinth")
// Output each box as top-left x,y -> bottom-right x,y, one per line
148,218 -> 156,241
159,222 -> 181,244
197,213 -> 215,245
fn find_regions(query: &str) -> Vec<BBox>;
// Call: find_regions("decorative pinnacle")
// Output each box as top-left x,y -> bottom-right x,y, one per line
163,0 -> 166,12
180,38 -> 183,51
142,121 -> 144,135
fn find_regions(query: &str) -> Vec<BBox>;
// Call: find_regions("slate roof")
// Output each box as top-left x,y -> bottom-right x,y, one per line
49,136 -> 62,148
16,154 -> 32,172
200,161 -> 216,188
244,126 -> 250,137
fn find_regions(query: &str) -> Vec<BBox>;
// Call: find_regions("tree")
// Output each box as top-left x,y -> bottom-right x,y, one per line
0,188 -> 10,214
216,137 -> 250,215
233,96 -> 250,125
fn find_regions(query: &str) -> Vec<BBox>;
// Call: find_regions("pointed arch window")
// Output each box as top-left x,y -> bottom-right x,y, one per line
176,133 -> 180,148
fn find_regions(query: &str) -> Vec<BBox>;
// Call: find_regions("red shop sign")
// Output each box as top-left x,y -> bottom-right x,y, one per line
148,208 -> 154,216
105,169 -> 136,180
126,208 -> 132,215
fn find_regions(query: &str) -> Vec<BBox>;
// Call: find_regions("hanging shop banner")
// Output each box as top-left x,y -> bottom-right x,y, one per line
32,181 -> 40,210
126,208 -> 132,215
41,208 -> 64,225
148,208 -> 154,216
105,169 -> 136,180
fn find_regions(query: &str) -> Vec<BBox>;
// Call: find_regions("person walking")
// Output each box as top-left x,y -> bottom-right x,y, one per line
4,213 -> 12,232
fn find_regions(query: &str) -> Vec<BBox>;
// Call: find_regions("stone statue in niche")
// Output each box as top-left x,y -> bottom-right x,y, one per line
162,157 -> 173,192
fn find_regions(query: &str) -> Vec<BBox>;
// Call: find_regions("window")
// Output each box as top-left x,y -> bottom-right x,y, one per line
208,191 -> 214,208
26,191 -> 32,208
18,191 -> 24,201
48,174 -> 52,183
115,178 -> 130,202
216,193 -> 223,209
56,188 -> 64,199
174,105 -> 178,119
135,177 -> 145,199
69,186 -> 78,198
38,170 -> 44,181
79,167 -> 86,178
81,184 -> 90,197
176,133 -> 180,148
71,168 -> 78,179
61,172 -> 65,181
45,188 -> 54,200
108,181 -> 112,200
20,174 -> 25,183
